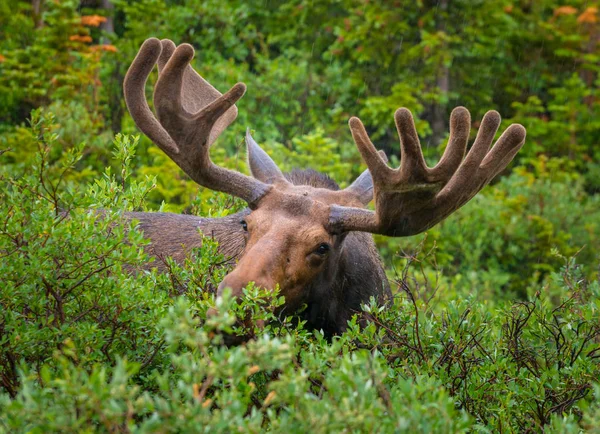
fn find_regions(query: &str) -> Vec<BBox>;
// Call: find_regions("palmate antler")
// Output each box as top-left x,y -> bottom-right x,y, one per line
125,38 -> 526,239
123,38 -> 271,207
328,107 -> 526,236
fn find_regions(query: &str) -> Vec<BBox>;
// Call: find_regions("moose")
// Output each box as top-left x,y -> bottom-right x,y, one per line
123,38 -> 526,336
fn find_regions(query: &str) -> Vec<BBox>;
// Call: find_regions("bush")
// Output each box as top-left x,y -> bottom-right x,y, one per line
1,114 -> 600,433
1,1 -> 600,431
379,160 -> 600,299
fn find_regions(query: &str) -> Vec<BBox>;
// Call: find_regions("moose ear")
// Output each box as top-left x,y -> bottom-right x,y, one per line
344,150 -> 388,205
246,129 -> 287,184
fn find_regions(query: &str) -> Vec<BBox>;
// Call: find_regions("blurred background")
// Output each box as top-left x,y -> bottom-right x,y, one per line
1,0 -> 599,299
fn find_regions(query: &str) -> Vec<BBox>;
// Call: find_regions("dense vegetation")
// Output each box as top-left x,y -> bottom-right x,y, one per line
1,1 -> 599,432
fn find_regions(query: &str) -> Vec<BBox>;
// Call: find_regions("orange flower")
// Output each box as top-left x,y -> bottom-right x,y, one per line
247,365 -> 260,376
554,6 -> 578,16
504,5 -> 514,13
81,15 -> 107,27
0,54 -> 6,63
263,391 -> 277,406
69,35 -> 93,43
92,44 -> 118,52
577,7 -> 598,24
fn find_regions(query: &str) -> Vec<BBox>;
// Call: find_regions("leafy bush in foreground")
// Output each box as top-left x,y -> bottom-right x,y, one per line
1,254 -> 599,433
1,114 -> 600,433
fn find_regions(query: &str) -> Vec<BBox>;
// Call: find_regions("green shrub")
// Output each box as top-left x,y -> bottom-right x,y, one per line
1,114 -> 600,433
379,160 -> 600,299
1,1 -> 600,431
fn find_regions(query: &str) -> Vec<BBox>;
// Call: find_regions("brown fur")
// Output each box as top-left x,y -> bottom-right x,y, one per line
125,210 -> 248,271
128,169 -> 390,336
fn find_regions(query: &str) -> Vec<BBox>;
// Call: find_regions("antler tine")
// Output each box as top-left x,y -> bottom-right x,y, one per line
157,39 -> 176,72
435,115 -> 523,206
124,38 -> 271,206
428,107 -> 471,180
123,38 -> 178,155
394,108 -> 429,178
348,117 -> 393,183
156,39 -> 238,146
152,43 -> 247,156
329,107 -> 526,236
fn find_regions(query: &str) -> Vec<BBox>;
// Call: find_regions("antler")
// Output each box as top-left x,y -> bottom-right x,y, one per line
123,38 -> 271,207
329,107 -> 526,236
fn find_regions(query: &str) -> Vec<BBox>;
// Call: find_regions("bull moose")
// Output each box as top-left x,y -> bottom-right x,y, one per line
123,38 -> 526,336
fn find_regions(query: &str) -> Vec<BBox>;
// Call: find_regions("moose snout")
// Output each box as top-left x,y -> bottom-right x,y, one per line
207,267 -> 277,318
216,244 -> 282,299
216,272 -> 275,298
207,271 -> 269,342
207,239 -> 286,329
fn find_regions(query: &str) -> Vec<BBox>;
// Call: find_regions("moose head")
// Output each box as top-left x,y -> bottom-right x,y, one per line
123,38 -> 526,327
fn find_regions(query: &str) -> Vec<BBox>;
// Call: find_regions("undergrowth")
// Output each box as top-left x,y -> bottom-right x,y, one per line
1,112 -> 599,433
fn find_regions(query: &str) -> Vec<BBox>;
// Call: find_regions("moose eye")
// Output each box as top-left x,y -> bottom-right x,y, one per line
240,220 -> 248,232
315,243 -> 330,256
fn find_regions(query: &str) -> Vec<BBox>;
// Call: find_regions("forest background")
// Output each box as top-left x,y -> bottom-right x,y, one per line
1,1 -> 600,432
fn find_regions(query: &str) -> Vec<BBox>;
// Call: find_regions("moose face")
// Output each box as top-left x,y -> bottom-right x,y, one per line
217,182 -> 364,312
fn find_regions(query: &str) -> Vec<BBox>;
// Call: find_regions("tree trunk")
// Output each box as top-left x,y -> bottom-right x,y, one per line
580,22 -> 599,108
100,0 -> 115,37
432,64 -> 449,146
98,0 -> 123,133
430,0 -> 450,147
31,0 -> 44,28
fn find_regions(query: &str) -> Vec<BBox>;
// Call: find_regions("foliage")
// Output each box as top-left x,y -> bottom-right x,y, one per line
1,116 -> 600,432
2,0 -> 599,163
381,160 -> 600,298
1,0 -> 599,432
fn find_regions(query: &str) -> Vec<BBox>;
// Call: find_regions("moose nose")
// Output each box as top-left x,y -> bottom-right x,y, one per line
208,275 -> 268,336
205,276 -> 246,319
216,273 -> 274,298
217,275 -> 246,298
